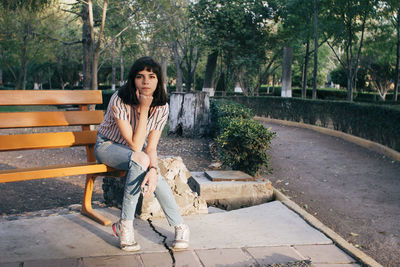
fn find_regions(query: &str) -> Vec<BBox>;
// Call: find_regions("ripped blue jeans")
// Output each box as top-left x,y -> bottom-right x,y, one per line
94,134 -> 183,226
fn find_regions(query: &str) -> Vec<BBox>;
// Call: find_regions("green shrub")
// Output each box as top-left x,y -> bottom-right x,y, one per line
210,99 -> 275,176
216,117 -> 276,176
210,99 -> 254,135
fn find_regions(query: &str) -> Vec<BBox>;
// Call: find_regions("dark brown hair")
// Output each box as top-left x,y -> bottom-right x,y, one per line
118,56 -> 167,106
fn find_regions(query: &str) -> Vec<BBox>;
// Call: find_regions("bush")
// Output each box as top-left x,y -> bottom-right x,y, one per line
217,117 -> 275,176
210,99 -> 254,135
211,99 -> 275,176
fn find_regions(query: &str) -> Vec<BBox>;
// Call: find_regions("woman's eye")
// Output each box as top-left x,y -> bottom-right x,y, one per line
136,75 -> 142,79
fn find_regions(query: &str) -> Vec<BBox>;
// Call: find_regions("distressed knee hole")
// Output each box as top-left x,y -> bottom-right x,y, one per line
130,151 -> 150,170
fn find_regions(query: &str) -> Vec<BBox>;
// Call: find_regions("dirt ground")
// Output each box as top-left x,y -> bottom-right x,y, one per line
1,124 -> 399,266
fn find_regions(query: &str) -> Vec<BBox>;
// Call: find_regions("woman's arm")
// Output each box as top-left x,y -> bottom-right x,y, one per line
114,95 -> 152,151
141,129 -> 162,197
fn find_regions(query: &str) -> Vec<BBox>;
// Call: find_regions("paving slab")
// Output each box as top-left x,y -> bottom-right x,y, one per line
204,170 -> 254,181
245,246 -> 305,265
313,264 -> 362,267
82,255 -> 143,267
0,201 -> 332,265
173,250 -> 203,267
0,208 -> 166,263
140,252 -> 172,267
294,244 -> 356,264
188,172 -> 273,210
23,258 -> 81,267
195,248 -> 257,267
150,201 -> 332,249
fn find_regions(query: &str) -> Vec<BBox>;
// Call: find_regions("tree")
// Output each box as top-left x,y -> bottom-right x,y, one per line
192,0 -> 273,95
324,0 -> 377,101
0,2 -> 60,89
362,10 -> 398,100
312,0 -> 318,100
381,0 -> 400,101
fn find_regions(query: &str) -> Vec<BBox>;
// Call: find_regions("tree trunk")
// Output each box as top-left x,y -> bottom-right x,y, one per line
16,25 -> 29,90
302,39 -> 310,98
394,7 -> 400,102
22,63 -> 28,90
272,74 -> 276,94
168,92 -> 210,137
347,68 -> 353,101
161,56 -> 167,91
81,3 -> 92,90
281,46 -> 293,97
312,0 -> 318,100
120,39 -> 124,86
48,66 -> 52,89
202,50 -> 218,96
184,47 -> 198,92
111,39 -> 116,90
89,0 -> 108,91
172,41 -> 183,92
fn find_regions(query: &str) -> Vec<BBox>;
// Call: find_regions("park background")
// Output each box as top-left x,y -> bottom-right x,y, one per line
0,1 -> 400,266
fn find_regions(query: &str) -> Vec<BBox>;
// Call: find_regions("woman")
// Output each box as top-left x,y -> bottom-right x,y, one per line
94,56 -> 190,252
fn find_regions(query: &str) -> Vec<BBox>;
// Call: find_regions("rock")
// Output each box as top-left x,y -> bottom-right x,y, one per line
68,204 -> 82,211
208,162 -> 222,170
137,156 -> 208,220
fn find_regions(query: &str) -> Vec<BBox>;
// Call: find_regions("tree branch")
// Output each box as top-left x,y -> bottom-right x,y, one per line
61,9 -> 81,17
31,31 -> 82,45
99,26 -> 129,54
327,40 -> 345,69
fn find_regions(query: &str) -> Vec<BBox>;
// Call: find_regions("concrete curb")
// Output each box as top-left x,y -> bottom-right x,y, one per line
273,187 -> 383,267
255,117 -> 400,162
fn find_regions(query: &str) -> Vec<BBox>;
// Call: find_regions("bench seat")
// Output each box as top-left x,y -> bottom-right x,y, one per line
0,90 -> 125,226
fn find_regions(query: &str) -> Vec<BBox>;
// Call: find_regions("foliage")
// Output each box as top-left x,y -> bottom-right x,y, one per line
210,99 -> 275,176
191,0 -> 275,94
210,99 -> 254,135
323,0 -> 378,100
220,96 -> 400,152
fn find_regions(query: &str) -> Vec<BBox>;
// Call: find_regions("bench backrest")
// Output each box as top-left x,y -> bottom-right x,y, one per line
0,90 -> 104,162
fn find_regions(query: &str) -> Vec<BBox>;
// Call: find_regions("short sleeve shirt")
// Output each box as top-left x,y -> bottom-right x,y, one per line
98,91 -> 169,146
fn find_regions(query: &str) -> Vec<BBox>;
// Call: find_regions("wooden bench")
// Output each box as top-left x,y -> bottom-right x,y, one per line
0,90 -> 124,226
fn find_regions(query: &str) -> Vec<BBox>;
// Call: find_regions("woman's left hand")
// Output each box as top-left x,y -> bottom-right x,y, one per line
141,168 -> 158,197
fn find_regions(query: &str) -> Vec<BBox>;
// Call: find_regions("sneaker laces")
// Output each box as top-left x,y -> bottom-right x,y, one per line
175,224 -> 189,242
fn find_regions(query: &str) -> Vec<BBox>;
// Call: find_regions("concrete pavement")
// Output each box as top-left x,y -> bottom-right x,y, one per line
0,201 -> 362,267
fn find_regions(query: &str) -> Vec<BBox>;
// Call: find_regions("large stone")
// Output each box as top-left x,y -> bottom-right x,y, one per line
188,171 -> 274,211
138,157 -> 208,220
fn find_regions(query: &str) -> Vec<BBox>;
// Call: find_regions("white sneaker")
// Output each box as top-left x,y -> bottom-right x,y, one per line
173,223 -> 190,250
112,220 -> 141,252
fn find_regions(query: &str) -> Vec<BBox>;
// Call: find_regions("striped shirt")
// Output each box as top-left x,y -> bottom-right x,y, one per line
98,91 -> 169,146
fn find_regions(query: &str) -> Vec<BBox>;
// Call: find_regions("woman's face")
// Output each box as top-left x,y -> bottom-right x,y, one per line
135,69 -> 158,97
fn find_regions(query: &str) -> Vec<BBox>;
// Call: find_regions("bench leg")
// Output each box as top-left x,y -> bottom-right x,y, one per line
81,174 -> 112,226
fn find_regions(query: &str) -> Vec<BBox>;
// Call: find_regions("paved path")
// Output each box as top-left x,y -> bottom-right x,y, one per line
0,201 -> 361,267
259,119 -> 400,266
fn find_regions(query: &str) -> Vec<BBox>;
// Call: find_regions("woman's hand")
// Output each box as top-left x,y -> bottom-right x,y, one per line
136,90 -> 153,109
141,168 -> 158,197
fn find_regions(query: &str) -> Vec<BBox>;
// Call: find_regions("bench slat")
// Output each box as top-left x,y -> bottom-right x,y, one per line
0,90 -> 103,106
0,110 -> 104,128
0,163 -> 117,183
0,131 -> 98,151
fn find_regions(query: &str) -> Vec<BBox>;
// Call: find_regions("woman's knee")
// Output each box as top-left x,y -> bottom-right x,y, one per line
130,151 -> 150,170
